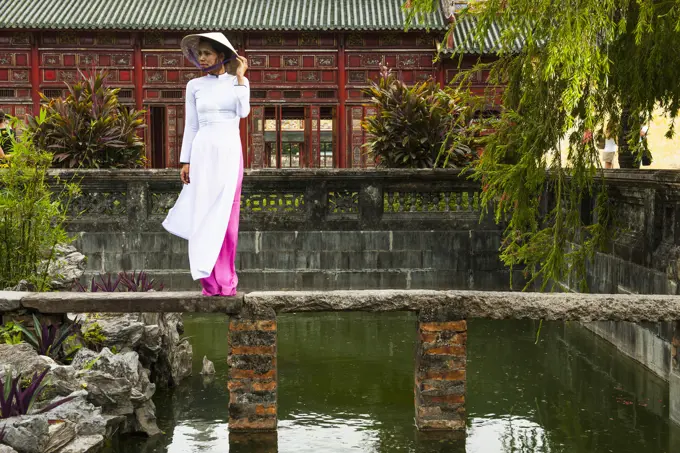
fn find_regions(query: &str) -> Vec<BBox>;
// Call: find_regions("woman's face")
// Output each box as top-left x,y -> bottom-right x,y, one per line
197,42 -> 224,69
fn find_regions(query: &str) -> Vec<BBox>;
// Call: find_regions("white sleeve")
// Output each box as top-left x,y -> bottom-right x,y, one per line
179,81 -> 198,164
234,77 -> 250,118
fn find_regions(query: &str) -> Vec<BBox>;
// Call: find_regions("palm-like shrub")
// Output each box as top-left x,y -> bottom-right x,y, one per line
26,70 -> 145,169
362,66 -> 477,168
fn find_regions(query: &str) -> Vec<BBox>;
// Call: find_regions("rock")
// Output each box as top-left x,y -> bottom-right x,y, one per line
3,280 -> 35,292
69,348 -> 158,436
37,391 -> 108,437
82,315 -> 145,351
0,290 -> 24,311
0,445 -> 19,453
45,244 -> 86,290
139,313 -> 192,387
44,365 -> 79,398
45,420 -> 76,453
75,370 -> 133,415
133,401 -> 162,437
59,435 -> 104,453
0,415 -> 49,453
200,356 -> 215,375
0,343 -> 56,378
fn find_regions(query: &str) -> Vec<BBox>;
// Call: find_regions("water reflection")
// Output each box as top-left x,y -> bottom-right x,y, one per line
109,314 -> 680,453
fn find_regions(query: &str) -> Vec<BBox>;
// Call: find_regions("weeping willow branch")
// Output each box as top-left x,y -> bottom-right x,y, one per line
406,0 -> 680,290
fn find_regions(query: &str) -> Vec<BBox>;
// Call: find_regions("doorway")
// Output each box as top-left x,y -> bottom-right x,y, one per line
150,106 -> 166,168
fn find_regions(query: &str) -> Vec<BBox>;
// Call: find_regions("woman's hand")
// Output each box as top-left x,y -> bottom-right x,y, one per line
235,56 -> 248,84
180,163 -> 190,184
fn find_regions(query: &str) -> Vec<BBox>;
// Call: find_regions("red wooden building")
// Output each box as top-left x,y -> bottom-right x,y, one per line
0,0 -> 490,169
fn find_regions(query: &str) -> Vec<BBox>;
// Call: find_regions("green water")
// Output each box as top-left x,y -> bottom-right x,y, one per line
109,313 -> 680,453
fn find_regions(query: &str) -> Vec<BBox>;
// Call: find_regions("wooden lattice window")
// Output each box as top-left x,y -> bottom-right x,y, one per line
283,91 -> 302,99
43,89 -> 63,98
118,89 -> 133,99
0,89 -> 14,97
317,90 -> 335,99
251,90 -> 267,99
161,90 -> 183,99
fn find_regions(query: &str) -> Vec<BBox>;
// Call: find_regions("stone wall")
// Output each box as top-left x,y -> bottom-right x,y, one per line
566,170 -> 680,426
50,169 -> 512,291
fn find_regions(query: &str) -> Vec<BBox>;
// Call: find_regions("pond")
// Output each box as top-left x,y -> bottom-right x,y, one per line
108,313 -> 680,453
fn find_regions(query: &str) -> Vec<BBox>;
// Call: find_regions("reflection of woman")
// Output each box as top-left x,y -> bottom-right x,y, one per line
162,32 -> 250,296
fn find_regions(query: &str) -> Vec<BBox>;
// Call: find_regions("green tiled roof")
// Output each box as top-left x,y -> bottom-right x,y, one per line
452,18 -> 523,54
1,0 -> 448,31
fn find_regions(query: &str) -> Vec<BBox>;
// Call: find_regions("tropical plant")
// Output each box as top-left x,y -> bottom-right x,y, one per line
72,272 -> 122,293
119,270 -> 164,292
405,0 -> 680,290
25,69 -> 146,169
0,368 -> 76,419
73,270 -> 164,292
0,322 -> 23,345
362,66 -> 477,169
0,140 -> 80,290
15,315 -> 81,361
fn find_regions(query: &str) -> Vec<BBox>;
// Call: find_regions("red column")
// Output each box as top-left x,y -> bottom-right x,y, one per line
134,33 -> 144,111
30,33 -> 40,115
437,61 -> 446,89
337,34 -> 347,168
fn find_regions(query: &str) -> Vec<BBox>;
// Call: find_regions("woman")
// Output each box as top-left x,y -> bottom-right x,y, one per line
162,32 -> 250,296
602,121 -> 617,169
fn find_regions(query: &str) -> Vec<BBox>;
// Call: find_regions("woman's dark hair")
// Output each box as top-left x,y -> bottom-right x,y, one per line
0,110 -> 5,122
199,37 -> 234,60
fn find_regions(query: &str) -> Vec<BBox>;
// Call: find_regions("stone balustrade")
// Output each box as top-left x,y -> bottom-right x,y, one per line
48,168 -> 489,233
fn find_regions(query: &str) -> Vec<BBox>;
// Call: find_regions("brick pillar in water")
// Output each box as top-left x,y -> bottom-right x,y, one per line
227,307 -> 278,432
415,307 -> 467,431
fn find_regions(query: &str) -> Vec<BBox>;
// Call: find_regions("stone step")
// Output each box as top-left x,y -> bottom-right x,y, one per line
74,230 -> 502,255
80,269 -> 522,292
82,250 -> 502,273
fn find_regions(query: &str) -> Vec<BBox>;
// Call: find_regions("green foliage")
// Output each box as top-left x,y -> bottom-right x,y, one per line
0,322 -> 22,345
0,140 -> 80,290
83,357 -> 100,371
25,69 -> 146,169
15,315 -> 82,362
82,323 -> 107,352
406,0 -> 680,290
362,66 -> 477,168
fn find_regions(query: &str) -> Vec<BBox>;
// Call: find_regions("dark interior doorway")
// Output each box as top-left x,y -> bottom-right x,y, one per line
150,106 -> 166,168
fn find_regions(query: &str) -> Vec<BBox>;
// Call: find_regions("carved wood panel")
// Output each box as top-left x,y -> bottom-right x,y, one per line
0,104 -> 31,119
307,106 -> 321,168
247,33 -> 336,48
0,32 -> 32,47
346,32 -> 438,49
347,105 -> 377,168
250,106 -> 266,169
40,32 -> 133,47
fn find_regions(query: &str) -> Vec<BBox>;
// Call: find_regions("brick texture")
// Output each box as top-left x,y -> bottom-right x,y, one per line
415,308 -> 466,431
228,314 -> 278,431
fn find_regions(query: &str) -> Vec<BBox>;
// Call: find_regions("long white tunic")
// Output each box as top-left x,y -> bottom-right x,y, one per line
162,73 -> 250,280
